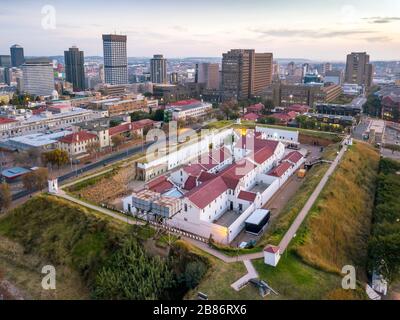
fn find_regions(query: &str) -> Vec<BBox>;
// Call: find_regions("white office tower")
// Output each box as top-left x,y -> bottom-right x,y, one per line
102,34 -> 128,85
22,58 -> 55,96
150,54 -> 167,84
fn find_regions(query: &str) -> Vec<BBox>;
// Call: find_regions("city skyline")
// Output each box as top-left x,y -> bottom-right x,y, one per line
1,0 -> 400,60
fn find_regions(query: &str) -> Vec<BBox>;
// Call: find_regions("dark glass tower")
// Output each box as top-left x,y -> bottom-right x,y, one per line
10,44 -> 25,67
64,46 -> 86,91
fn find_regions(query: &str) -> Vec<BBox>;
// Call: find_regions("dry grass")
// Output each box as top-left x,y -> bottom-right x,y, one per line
76,165 -> 136,204
294,142 -> 380,276
0,236 -> 89,300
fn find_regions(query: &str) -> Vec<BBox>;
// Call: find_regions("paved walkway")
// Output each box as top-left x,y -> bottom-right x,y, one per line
231,260 -> 259,291
278,139 -> 348,254
56,191 -> 144,227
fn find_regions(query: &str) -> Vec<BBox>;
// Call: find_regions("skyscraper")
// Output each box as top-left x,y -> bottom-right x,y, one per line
22,58 -> 55,96
10,44 -> 24,67
64,46 -> 86,91
150,54 -> 167,84
102,34 -> 128,85
195,63 -> 220,90
221,49 -> 273,100
0,55 -> 11,68
344,52 -> 374,87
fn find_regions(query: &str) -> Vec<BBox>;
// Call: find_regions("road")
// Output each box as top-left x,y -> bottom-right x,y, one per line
11,141 -> 152,201
278,138 -> 348,254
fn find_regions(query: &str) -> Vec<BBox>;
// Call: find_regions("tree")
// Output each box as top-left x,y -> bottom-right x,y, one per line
93,238 -> 175,300
111,135 -> 125,149
0,183 -> 11,213
262,99 -> 274,113
151,109 -> 165,122
143,92 -> 153,98
42,149 -> 69,168
183,261 -> 207,289
86,141 -> 101,155
22,168 -> 48,192
130,111 -> 150,122
220,100 -> 240,120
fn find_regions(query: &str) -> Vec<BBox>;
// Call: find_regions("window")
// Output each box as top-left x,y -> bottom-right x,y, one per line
184,204 -> 187,212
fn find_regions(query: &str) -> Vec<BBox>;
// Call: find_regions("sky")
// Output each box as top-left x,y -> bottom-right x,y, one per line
1,0 -> 400,61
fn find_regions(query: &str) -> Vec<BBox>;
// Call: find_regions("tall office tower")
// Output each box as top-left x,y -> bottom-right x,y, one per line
102,34 -> 128,85
0,55 -> 11,68
221,49 -> 273,100
10,44 -> 25,67
323,62 -> 332,74
150,54 -> 167,84
21,58 -> 55,96
195,63 -> 220,90
170,72 -> 179,84
345,52 -> 374,87
287,61 -> 296,76
64,46 -> 86,91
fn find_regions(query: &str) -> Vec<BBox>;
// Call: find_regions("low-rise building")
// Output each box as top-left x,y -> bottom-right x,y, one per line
57,131 -> 98,158
166,99 -> 213,121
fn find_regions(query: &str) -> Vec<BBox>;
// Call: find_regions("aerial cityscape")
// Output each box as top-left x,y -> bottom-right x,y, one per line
0,0 -> 399,308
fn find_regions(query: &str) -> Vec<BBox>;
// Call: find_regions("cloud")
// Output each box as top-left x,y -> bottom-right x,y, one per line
363,16 -> 400,24
251,28 -> 375,39
364,36 -> 392,43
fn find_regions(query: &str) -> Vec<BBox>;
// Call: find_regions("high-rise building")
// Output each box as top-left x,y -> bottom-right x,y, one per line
102,34 -> 128,85
170,72 -> 179,84
221,49 -> 273,100
150,54 -> 167,84
323,62 -> 332,75
64,46 -> 86,92
0,55 -> 11,68
345,52 -> 374,87
21,58 -> 54,96
10,44 -> 24,67
195,63 -> 220,90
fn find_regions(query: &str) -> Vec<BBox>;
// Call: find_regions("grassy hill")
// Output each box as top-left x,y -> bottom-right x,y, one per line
253,142 -> 379,299
0,195 -> 208,300
294,142 -> 380,276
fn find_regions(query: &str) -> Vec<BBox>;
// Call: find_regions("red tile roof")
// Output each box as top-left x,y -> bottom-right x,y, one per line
183,175 -> 197,191
0,117 -> 17,124
287,104 -> 310,113
109,123 -> 133,136
58,131 -> 97,144
238,190 -> 257,202
147,175 -> 174,193
235,135 -> 279,153
167,99 -> 200,107
267,161 -> 292,178
242,112 -> 260,121
247,103 -> 264,112
197,171 -> 216,183
132,119 -> 156,129
150,180 -> 173,193
270,111 -> 297,122
183,163 -> 207,176
186,176 -> 229,209
283,151 -> 303,164
253,147 -> 274,165
264,245 -> 280,254
147,175 -> 168,189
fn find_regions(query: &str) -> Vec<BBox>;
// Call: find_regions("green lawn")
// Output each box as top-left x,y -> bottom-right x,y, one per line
253,252 -> 341,300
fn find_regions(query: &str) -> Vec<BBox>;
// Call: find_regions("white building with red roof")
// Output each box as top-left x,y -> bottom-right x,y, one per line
170,133 -> 293,244
167,99 -> 213,120
57,131 -> 98,157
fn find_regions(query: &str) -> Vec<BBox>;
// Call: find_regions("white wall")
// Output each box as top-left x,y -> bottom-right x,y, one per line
256,126 -> 299,144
